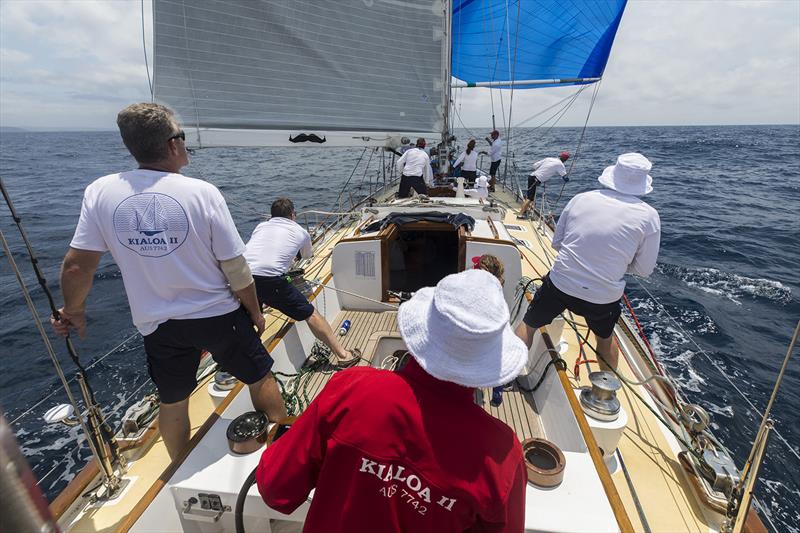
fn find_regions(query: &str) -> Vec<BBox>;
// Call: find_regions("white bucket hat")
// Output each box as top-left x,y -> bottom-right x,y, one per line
598,153 -> 653,196
397,269 -> 528,388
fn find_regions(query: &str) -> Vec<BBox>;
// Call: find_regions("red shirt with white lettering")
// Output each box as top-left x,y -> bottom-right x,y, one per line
256,358 -> 526,532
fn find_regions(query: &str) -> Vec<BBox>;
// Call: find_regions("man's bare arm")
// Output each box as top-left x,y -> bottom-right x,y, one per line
235,282 -> 265,335
52,247 -> 103,338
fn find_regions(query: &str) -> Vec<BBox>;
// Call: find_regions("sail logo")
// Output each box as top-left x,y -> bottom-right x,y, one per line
113,193 -> 189,257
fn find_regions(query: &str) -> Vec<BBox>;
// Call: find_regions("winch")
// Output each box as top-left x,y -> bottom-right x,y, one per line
226,411 -> 269,454
580,371 -> 622,421
214,371 -> 238,391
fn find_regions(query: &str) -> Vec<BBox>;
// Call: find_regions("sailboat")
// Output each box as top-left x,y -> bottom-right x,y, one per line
1,1 -> 785,532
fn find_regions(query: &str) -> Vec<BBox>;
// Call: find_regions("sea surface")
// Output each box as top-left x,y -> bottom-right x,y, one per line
1,126 -> 798,530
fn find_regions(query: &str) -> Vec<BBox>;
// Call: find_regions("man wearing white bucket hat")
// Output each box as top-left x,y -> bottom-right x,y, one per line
515,153 -> 661,370
257,270 -> 528,532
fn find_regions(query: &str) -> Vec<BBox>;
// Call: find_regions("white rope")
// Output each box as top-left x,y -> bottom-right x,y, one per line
306,280 -> 398,309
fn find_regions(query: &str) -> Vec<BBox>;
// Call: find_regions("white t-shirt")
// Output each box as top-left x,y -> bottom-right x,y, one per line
549,189 -> 661,304
396,147 -> 433,184
531,158 -> 567,183
488,138 -> 504,162
245,217 -> 312,277
70,170 -> 244,335
454,150 -> 479,172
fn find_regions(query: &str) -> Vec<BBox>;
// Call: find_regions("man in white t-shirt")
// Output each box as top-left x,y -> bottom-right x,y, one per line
483,130 -> 503,192
396,138 -> 433,198
245,198 -> 358,366
518,151 -> 570,218
51,103 -> 287,459
515,153 -> 661,370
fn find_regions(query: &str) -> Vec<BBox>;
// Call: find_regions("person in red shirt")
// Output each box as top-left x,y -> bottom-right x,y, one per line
256,269 -> 529,532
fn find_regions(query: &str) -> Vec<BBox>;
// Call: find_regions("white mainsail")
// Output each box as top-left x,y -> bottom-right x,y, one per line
153,0 -> 447,147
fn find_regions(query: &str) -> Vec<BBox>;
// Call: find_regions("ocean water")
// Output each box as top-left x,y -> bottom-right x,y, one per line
1,125 -> 798,530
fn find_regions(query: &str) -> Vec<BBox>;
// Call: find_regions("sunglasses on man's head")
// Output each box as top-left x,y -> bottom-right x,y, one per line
168,130 -> 185,142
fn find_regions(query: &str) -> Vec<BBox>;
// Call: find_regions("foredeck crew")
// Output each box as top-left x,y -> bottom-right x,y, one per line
244,198 -> 357,365
515,153 -> 661,370
519,151 -> 570,218
483,130 -> 503,191
396,137 -> 432,198
51,103 -> 287,459
256,270 -> 528,532
453,139 -> 479,186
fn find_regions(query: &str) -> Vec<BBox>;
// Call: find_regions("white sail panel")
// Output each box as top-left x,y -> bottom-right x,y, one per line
153,0 -> 446,145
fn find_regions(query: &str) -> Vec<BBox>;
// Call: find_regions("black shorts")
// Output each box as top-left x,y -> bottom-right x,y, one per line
523,275 -> 621,339
143,306 -> 274,404
398,175 -> 427,198
489,160 -> 501,176
254,275 -> 315,321
461,170 -> 477,186
526,176 -> 541,200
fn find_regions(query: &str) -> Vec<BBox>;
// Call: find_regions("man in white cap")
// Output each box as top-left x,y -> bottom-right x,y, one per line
518,151 -> 570,218
515,153 -> 661,370
256,269 -> 528,532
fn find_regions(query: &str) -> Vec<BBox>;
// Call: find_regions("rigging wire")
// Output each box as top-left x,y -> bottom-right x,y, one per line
512,86 -> 589,129
141,0 -> 153,100
1,178 -> 123,471
551,81 -> 602,211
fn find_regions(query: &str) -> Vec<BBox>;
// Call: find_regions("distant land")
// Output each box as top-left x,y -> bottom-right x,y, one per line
0,126 -> 117,133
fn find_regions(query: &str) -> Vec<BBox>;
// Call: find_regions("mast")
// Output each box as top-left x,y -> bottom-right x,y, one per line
440,0 -> 452,174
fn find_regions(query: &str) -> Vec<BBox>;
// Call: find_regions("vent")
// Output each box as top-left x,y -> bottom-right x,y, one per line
355,251 -> 376,278
512,238 -> 531,248
504,224 -> 526,232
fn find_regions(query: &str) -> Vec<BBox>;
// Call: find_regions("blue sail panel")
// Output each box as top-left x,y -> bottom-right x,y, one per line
452,0 -> 627,87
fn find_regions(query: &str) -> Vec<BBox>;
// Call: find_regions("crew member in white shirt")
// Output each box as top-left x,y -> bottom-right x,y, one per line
453,139 -> 479,186
52,103 -> 287,459
519,151 -> 570,218
515,153 -> 661,370
396,138 -> 433,198
483,130 -> 503,191
245,198 -> 358,365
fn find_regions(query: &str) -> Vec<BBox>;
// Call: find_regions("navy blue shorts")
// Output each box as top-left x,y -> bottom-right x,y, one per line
526,176 -> 541,200
523,275 -> 621,339
254,275 -> 315,321
143,306 -> 274,404
489,160 -> 501,176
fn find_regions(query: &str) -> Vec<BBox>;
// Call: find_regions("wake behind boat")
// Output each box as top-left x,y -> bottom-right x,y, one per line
1,1 -> 794,532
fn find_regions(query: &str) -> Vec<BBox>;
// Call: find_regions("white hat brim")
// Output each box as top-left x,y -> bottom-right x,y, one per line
598,164 -> 653,195
397,287 -> 528,388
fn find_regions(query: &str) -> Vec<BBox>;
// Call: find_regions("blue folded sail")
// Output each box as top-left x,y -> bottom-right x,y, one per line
452,0 -> 627,88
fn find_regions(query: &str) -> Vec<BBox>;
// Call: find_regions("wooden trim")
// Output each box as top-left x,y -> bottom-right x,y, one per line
49,460 -> 100,518
116,273 -> 333,532
539,329 -> 635,533
457,226 -> 467,272
466,235 -> 516,246
486,216 -> 499,239
337,234 -> 381,243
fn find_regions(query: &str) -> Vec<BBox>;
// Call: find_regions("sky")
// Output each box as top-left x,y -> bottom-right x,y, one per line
0,0 -> 798,130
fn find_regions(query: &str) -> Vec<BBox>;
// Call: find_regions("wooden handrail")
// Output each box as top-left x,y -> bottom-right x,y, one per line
539,328 -> 635,533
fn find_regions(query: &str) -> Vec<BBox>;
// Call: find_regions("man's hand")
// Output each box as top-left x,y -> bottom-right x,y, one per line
51,307 -> 87,338
251,311 -> 266,336
563,176 -> 570,182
